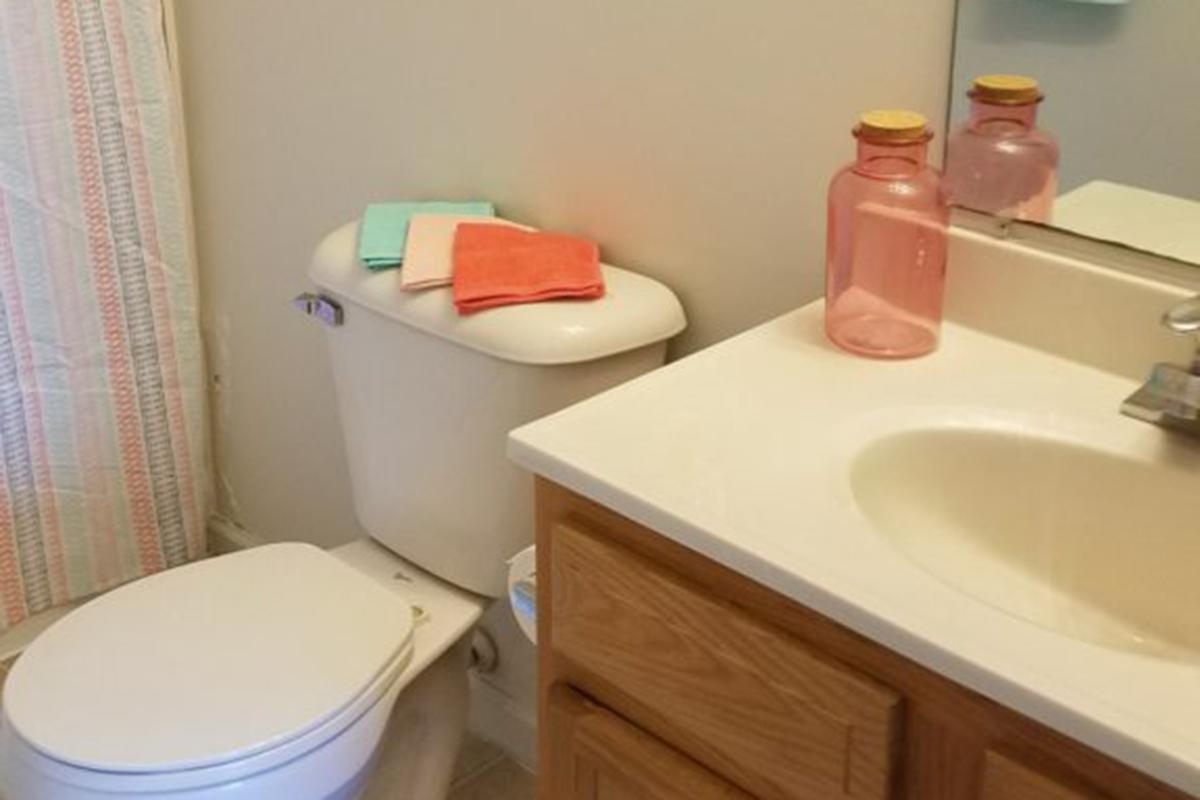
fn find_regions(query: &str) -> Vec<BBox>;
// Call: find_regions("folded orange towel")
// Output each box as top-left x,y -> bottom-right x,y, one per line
452,224 -> 605,315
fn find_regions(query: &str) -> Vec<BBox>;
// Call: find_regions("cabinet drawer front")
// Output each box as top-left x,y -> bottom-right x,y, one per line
551,521 -> 903,800
980,752 -> 1108,800
550,685 -> 753,800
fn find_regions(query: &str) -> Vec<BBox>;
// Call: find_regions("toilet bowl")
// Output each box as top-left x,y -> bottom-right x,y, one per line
1,541 -> 484,800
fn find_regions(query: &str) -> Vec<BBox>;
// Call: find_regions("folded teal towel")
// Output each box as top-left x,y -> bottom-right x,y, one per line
358,201 -> 495,270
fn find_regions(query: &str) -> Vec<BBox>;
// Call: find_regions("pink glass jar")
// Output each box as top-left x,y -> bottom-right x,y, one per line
825,110 -> 949,359
944,75 -> 1060,222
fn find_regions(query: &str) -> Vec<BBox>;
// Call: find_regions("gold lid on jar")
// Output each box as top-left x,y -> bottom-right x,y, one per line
854,110 -> 932,145
970,74 -> 1043,106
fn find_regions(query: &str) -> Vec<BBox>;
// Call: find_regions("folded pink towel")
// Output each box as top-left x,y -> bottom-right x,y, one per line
452,224 -> 605,315
401,215 -> 530,291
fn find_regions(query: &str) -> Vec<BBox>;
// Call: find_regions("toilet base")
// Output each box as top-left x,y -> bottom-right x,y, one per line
358,635 -> 473,800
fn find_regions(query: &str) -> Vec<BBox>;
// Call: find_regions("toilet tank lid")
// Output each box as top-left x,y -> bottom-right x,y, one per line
2,544 -> 415,774
309,220 -> 687,365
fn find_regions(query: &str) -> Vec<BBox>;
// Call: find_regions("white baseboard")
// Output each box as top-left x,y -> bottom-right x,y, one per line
467,672 -> 539,772
207,515 -> 264,554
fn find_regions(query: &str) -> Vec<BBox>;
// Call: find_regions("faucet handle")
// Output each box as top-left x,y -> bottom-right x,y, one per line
1162,295 -> 1200,334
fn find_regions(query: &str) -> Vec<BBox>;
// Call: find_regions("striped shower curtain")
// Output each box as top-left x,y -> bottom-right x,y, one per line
0,0 -> 208,630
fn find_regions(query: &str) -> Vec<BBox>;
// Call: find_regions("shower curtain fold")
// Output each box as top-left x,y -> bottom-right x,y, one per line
0,0 -> 208,630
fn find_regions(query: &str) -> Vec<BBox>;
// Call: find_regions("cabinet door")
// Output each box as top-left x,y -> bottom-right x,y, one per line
548,685 -> 752,800
551,520 -> 902,800
979,752 -> 1109,800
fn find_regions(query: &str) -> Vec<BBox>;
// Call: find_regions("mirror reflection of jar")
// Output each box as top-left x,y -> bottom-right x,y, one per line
944,75 -> 1060,223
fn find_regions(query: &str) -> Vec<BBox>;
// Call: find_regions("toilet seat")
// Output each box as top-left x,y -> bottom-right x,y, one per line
2,543 -> 415,786
1,642 -> 411,795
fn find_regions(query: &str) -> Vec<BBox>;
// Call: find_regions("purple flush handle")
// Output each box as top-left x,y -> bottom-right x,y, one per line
292,292 -> 343,327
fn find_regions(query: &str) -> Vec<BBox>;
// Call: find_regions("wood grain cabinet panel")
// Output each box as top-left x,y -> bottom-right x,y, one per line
551,521 -> 903,800
980,752 -> 1109,800
537,480 -> 1194,800
549,685 -> 752,800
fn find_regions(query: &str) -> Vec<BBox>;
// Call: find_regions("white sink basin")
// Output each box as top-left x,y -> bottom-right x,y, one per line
851,426 -> 1200,659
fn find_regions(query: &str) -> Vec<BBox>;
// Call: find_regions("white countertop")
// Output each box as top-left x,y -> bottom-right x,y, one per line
509,301 -> 1200,795
1056,181 -> 1200,266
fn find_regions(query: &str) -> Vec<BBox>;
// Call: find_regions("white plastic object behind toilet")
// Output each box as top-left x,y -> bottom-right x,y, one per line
507,545 -> 538,644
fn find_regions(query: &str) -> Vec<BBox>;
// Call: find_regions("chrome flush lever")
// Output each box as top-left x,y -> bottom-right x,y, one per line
292,292 -> 343,327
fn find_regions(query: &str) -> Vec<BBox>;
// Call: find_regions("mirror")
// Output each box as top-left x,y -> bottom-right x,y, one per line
948,0 -> 1200,265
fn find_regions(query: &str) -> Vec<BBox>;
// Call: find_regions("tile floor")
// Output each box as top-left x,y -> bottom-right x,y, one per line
0,654 -> 534,800
362,727 -> 535,799
432,734 -> 535,800
444,749 -> 536,800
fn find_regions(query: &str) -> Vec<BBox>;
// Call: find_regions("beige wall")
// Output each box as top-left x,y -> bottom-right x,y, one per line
174,0 -> 955,752
177,0 -> 955,549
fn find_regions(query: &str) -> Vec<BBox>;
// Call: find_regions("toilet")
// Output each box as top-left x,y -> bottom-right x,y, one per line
0,220 -> 686,800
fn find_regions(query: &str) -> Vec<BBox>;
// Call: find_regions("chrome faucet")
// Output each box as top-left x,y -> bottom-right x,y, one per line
1121,296 -> 1200,436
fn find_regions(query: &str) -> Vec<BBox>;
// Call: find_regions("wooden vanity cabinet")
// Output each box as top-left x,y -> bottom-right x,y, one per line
536,479 -> 1194,800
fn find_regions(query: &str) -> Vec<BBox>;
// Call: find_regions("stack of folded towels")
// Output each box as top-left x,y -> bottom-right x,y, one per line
357,201 -> 605,314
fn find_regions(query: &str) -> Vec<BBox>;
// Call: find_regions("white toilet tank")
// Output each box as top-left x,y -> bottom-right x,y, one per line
308,221 -> 686,597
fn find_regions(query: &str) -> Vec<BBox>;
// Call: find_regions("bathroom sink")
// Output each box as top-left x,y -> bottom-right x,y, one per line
850,426 -> 1200,659
511,231 -> 1200,791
